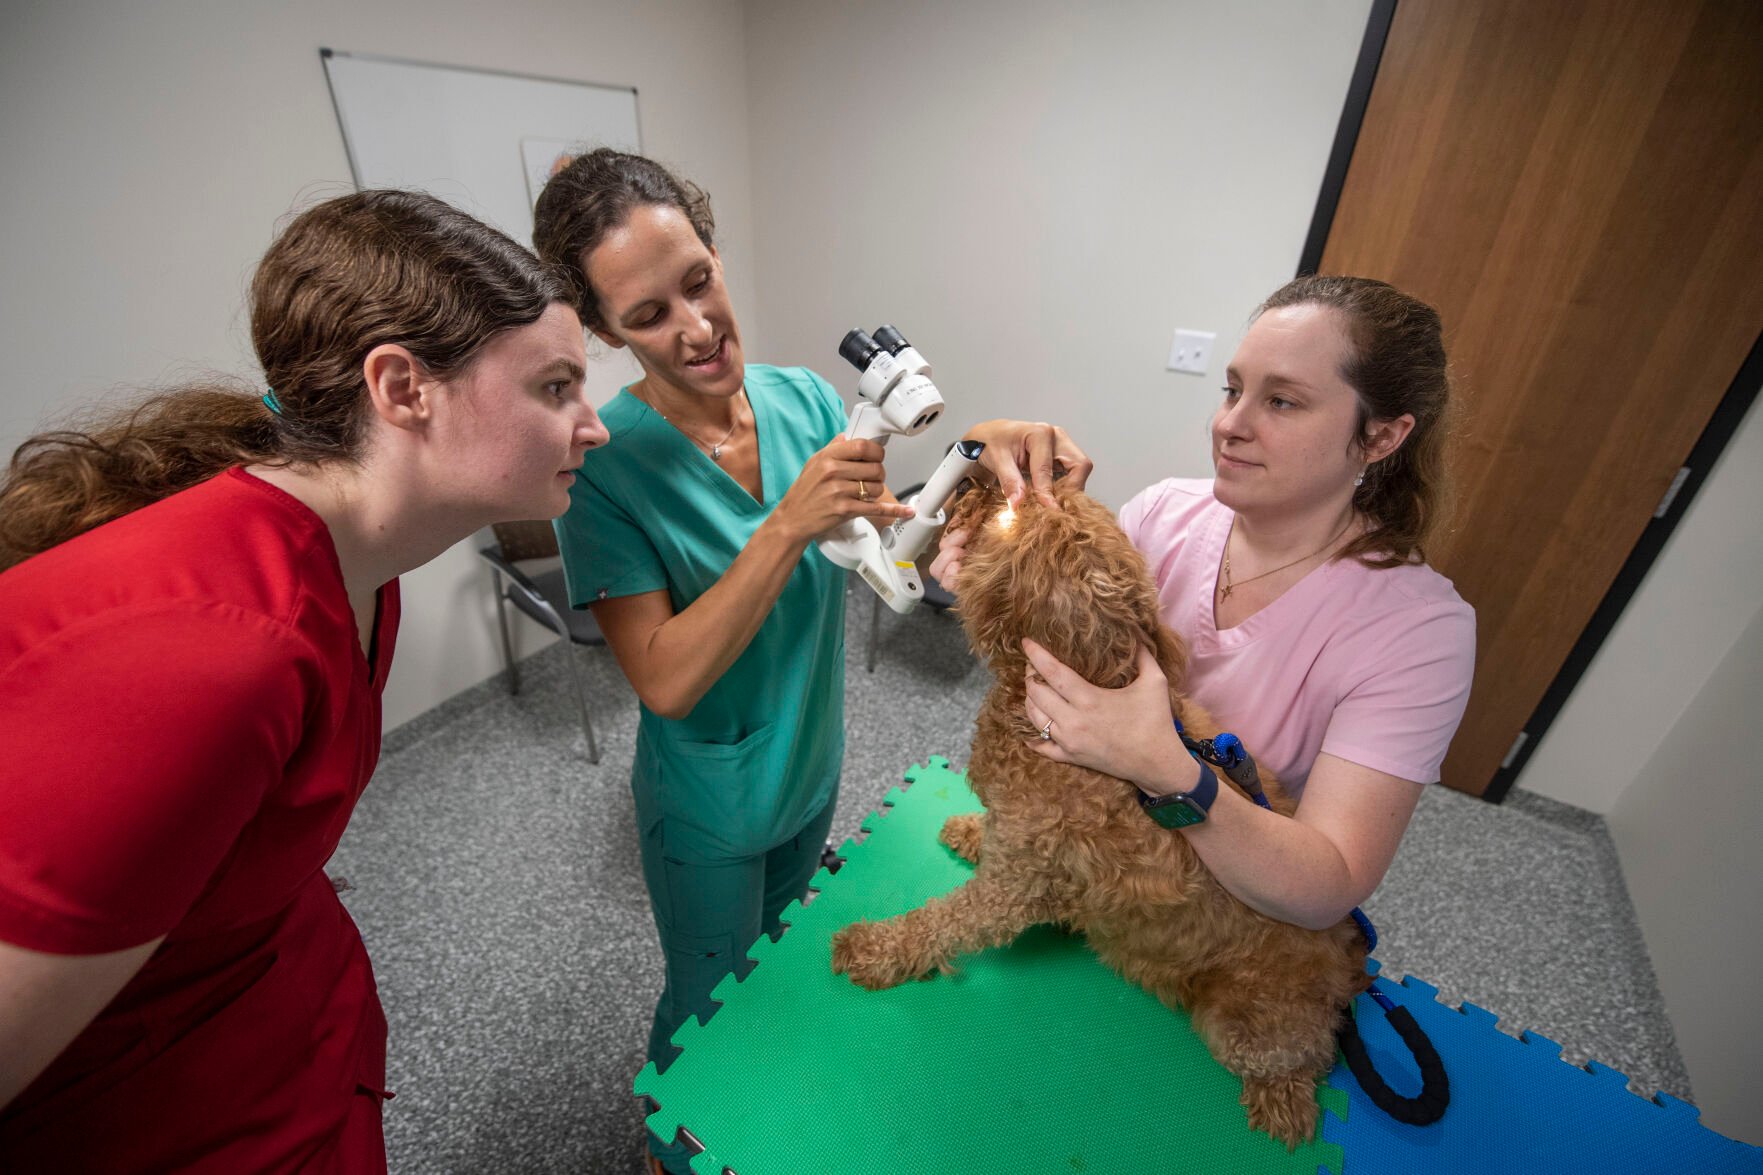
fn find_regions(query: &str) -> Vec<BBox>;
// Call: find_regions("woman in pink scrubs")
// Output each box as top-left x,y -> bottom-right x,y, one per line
945,275 -> 1475,931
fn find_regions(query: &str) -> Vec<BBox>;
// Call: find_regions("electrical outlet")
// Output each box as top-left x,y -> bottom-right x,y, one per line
1166,329 -> 1215,375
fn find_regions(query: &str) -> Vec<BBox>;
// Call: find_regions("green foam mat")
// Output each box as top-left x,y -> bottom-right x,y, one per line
635,757 -> 1346,1174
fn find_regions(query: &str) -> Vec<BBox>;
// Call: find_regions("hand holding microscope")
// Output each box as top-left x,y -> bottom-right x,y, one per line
814,325 -> 983,614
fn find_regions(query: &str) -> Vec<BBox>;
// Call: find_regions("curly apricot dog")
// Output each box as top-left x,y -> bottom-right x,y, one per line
831,481 -> 1369,1148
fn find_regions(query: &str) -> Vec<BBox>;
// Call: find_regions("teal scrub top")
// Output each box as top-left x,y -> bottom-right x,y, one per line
555,364 -> 848,861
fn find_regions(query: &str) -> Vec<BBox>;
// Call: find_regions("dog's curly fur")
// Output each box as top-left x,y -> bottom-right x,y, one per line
830,481 -> 1369,1148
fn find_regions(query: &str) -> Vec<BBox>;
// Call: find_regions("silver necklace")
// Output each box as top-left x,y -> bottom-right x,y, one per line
648,387 -> 747,461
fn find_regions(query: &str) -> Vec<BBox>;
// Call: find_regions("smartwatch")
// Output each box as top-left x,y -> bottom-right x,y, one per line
1137,757 -> 1220,829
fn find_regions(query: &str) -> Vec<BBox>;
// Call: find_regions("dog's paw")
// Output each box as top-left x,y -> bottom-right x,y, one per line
830,920 -> 931,990
938,814 -> 984,863
1241,1073 -> 1319,1151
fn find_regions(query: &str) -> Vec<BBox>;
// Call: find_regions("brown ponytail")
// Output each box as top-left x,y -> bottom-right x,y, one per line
0,190 -> 571,571
1,389 -> 277,571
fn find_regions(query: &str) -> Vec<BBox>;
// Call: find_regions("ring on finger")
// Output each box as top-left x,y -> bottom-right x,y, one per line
1039,718 -> 1054,741
857,479 -> 870,501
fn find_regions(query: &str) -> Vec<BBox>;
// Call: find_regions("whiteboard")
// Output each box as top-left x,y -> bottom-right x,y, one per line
320,49 -> 641,250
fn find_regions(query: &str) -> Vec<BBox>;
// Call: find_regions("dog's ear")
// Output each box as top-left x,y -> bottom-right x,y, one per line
981,494 -> 1122,687
1003,488 -> 1176,690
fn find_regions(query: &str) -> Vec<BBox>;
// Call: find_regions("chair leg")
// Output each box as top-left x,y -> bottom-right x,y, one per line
490,569 -> 520,695
562,644 -> 601,764
866,590 -> 882,673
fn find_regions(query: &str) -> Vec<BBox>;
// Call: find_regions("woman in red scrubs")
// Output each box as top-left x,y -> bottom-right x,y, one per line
0,189 -> 609,1171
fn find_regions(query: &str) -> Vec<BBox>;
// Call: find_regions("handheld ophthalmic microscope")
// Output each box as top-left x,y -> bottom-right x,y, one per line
815,325 -> 985,614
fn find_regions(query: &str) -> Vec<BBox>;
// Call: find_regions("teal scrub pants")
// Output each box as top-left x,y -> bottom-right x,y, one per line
641,799 -> 837,1173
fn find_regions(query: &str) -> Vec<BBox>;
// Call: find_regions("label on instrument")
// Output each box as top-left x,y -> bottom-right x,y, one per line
859,563 -> 895,601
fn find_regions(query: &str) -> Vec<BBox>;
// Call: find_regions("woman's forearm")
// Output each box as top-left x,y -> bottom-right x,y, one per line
1130,770 -> 1359,930
1180,790 -> 1364,929
1126,744 -> 1412,931
613,516 -> 811,719
603,432 -> 912,719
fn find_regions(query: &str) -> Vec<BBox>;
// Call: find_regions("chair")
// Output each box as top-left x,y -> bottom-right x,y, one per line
478,520 -> 606,763
864,483 -> 959,672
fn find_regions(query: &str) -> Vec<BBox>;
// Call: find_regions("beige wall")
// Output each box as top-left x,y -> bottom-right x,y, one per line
741,0 -> 1374,506
1609,599 -> 1763,1145
0,0 -> 758,730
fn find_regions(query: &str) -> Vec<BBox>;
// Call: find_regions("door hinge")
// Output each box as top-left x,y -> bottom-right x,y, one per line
1654,466 -> 1691,519
1500,731 -> 1530,770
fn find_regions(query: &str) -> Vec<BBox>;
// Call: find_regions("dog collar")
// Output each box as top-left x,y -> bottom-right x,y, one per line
1137,757 -> 1219,829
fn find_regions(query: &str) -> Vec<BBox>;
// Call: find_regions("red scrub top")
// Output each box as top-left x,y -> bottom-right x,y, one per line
0,468 -> 399,1172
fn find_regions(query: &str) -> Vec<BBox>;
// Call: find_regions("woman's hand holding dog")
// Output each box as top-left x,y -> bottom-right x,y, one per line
1021,641 -> 1201,796
929,420 -> 1092,593
962,419 -> 1092,508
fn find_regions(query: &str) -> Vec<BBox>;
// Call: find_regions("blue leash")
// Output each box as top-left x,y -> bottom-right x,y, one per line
1173,719 -> 1447,1123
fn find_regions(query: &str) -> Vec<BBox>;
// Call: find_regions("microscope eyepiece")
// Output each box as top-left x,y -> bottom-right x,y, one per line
839,329 -> 882,372
872,325 -> 910,355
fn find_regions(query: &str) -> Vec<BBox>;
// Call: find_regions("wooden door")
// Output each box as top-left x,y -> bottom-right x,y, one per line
1318,0 -> 1763,796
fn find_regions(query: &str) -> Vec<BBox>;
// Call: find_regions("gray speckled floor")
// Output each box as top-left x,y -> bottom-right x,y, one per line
330,582 -> 1690,1173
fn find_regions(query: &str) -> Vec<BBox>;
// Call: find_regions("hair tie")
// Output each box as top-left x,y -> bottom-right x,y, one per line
262,389 -> 285,416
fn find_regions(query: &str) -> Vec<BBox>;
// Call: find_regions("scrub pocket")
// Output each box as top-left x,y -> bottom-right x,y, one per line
657,722 -> 780,860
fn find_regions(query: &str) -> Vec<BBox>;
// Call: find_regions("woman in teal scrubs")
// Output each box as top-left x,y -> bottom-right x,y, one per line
534,150 -> 913,1175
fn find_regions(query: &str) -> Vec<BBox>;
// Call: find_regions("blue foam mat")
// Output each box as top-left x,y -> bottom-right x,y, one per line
1324,963 -> 1761,1174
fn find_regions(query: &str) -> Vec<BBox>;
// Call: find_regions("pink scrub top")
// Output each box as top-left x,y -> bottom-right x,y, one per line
1120,478 -> 1475,797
